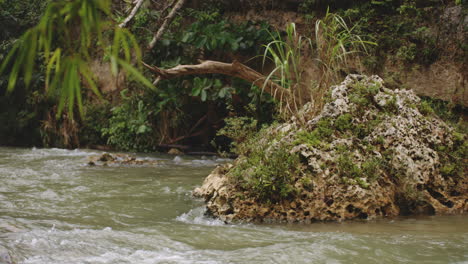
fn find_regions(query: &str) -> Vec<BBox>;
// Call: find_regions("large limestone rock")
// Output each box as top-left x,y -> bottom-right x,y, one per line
194,75 -> 467,223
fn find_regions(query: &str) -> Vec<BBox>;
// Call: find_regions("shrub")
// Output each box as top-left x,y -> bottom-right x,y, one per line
216,117 -> 258,155
230,140 -> 300,202
101,94 -> 155,152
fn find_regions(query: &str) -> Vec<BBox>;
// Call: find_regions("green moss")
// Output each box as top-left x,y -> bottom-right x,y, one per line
316,118 -> 334,138
337,148 -> 383,188
295,130 -> 322,147
418,101 -> 434,116
299,176 -> 313,191
356,178 -> 370,189
348,81 -> 382,116
453,132 -> 465,144
362,157 -> 382,182
335,113 -> 354,132
435,131 -> 467,179
384,95 -> 398,113
228,127 -> 300,202
376,135 -> 385,145
440,164 -> 456,177
294,118 -> 334,148
337,153 -> 361,178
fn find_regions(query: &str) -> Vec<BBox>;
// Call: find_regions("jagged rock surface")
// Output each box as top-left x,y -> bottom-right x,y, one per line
87,153 -> 163,167
194,75 -> 467,223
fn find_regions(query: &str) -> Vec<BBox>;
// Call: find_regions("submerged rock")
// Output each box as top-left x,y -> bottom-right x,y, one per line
194,75 -> 467,223
168,148 -> 184,155
87,153 -> 162,167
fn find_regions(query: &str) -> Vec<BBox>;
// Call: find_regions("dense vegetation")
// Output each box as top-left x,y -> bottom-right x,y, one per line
0,0 -> 466,154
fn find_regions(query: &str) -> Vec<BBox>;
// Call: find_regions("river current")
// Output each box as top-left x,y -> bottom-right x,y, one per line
0,147 -> 466,263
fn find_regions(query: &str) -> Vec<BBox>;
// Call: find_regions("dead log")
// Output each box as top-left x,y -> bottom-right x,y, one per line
142,60 -> 293,103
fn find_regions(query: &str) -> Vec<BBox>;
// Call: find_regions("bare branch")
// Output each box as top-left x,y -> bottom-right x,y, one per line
119,0 -> 145,28
148,0 -> 185,50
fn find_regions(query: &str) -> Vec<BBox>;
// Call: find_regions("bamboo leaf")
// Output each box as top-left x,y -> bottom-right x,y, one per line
117,59 -> 154,89
80,60 -> 102,98
46,49 -> 62,90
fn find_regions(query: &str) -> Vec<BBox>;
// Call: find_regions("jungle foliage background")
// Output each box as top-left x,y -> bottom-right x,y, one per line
0,0 -> 466,153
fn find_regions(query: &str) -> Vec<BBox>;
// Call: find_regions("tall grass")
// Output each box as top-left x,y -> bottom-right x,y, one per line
313,11 -> 374,107
263,23 -> 310,118
262,11 -> 375,121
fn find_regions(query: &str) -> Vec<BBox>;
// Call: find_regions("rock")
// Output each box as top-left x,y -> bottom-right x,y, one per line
168,148 -> 184,155
87,153 -> 162,167
98,153 -> 114,162
195,75 -> 468,223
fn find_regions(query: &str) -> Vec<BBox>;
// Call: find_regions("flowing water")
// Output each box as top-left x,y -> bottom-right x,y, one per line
0,147 -> 467,264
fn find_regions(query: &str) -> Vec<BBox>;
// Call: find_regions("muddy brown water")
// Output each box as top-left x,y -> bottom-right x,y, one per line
0,147 -> 466,264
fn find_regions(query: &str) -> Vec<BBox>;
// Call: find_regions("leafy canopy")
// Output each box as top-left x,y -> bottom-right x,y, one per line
0,0 -> 153,118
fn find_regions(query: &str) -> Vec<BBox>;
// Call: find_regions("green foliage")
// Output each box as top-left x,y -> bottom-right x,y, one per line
0,0 -> 50,147
263,23 -> 304,89
135,15 -> 277,151
337,148 -> 382,188
384,95 -> 398,113
340,0 -> 447,68
349,81 -> 380,108
419,97 -> 466,132
262,14 -> 375,119
335,113 -> 353,132
229,128 -> 300,202
422,97 -> 468,179
191,77 -> 233,102
314,11 -> 376,86
440,164 -> 456,177
299,0 -> 364,13
181,19 -> 271,54
362,157 -> 383,181
217,117 -> 258,155
396,43 -> 417,63
0,90 -> 47,146
436,136 -> 467,179
418,101 -> 434,116
101,91 -> 155,152
263,23 -> 308,117
79,101 -> 112,146
295,118 -> 334,147
0,0 -> 152,119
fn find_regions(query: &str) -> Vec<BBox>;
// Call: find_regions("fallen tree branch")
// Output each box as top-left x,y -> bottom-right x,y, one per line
119,0 -> 145,28
148,0 -> 185,50
142,60 -> 293,102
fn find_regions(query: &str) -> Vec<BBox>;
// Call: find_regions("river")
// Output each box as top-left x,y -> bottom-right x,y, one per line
0,147 -> 466,264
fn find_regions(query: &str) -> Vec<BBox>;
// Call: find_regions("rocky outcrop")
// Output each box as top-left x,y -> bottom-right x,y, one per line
87,153 -> 163,167
194,75 -> 468,223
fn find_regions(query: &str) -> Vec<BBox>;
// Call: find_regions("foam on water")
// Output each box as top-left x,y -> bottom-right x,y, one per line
176,207 -> 226,226
28,147 -> 100,157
